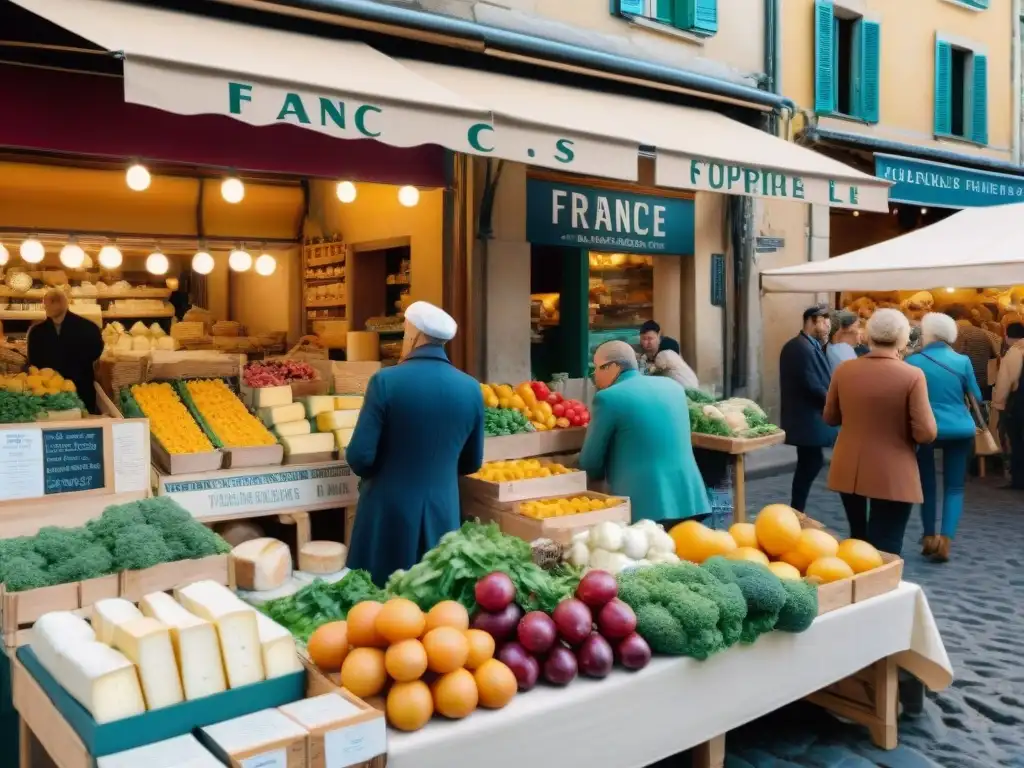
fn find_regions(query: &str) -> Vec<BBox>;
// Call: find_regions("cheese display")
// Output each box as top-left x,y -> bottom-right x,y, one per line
297,541 -> 347,574
199,709 -> 308,767
333,396 -> 364,410
316,409 -> 360,432
274,420 -> 313,437
91,598 -> 144,646
176,580 -> 265,688
301,395 -> 336,418
231,537 -> 293,592
333,427 -> 355,450
281,432 -> 335,458
111,617 -> 185,710
249,385 -> 294,409
259,402 -> 306,428
139,591 -> 227,700
97,734 -> 222,768
254,611 -> 303,679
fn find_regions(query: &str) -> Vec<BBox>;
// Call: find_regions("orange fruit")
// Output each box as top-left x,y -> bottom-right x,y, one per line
376,598 -> 426,644
709,530 -> 738,557
464,629 -> 496,671
432,668 -> 478,719
726,546 -> 769,565
767,561 -> 802,581
340,647 -> 387,698
779,549 -> 812,574
837,539 -> 884,573
425,601 -> 470,633
795,528 -> 840,563
755,504 -> 803,556
806,556 -> 855,584
474,659 -> 517,709
347,602 -> 386,648
307,621 -> 349,672
422,626 -> 470,674
384,639 -> 429,683
386,680 -> 434,732
729,523 -> 758,549
670,520 -> 719,563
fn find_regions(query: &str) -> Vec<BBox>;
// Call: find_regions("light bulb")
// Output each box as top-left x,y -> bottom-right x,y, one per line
192,251 -> 214,275
98,245 -> 123,269
852,211 -> 860,217
126,164 -> 151,191
146,251 -> 169,275
336,181 -> 357,203
946,287 -> 956,294
921,208 -> 929,215
60,242 -> 86,269
165,277 -> 179,291
0,243 -> 8,266
229,248 -> 252,272
398,185 -> 420,207
255,253 -> 277,276
81,254 -> 93,269
20,238 -> 44,264
221,177 -> 245,204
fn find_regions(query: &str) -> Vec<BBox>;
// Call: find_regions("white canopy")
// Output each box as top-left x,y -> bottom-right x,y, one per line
761,202 -> 1024,293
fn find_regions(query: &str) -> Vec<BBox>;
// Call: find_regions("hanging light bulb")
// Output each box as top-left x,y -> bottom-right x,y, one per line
81,254 -> 93,269
98,244 -> 123,269
192,250 -> 214,275
946,287 -> 956,294
254,253 -> 277,276
398,185 -> 420,207
60,240 -> 86,269
228,248 -> 252,272
0,243 -> 8,266
221,177 -> 245,204
336,181 -> 357,203
126,163 -> 151,192
921,208 -> 929,215
146,250 -> 169,275
852,211 -> 860,217
20,237 -> 44,264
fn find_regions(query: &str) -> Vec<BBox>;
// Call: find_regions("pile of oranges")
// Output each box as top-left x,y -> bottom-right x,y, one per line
307,597 -> 518,732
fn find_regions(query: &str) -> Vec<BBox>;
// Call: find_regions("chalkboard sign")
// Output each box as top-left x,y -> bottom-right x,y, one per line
710,253 -> 726,307
43,427 -> 104,495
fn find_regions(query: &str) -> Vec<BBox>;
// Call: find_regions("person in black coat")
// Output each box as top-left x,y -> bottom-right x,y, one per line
779,304 -> 839,512
27,289 -> 104,413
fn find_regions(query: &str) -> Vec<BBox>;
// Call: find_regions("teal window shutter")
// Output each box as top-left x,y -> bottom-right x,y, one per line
655,0 -> 672,24
617,0 -> 645,15
860,20 -> 881,123
934,41 -> 952,135
814,0 -> 836,114
691,0 -> 718,35
971,54 -> 989,144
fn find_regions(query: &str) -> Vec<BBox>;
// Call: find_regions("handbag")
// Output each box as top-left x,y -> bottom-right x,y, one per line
921,352 -> 1001,456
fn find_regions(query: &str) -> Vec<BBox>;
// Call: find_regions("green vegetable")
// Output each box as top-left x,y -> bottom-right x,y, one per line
687,404 -> 732,437
50,544 -> 114,584
0,391 -> 44,423
1,557 -> 52,591
483,407 -> 533,437
685,389 -> 717,405
636,562 -> 747,647
261,570 -> 386,642
775,578 -> 819,633
701,557 -> 789,643
40,392 -> 85,412
33,526 -> 89,565
737,407 -> 781,438
112,524 -> 174,571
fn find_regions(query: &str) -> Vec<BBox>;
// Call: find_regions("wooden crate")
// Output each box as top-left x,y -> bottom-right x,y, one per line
464,491 -> 631,545
119,554 -> 230,602
483,432 -> 542,461
460,463 -> 587,503
690,430 -> 786,455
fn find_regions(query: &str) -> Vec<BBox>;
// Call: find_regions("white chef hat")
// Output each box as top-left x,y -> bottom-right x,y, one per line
405,301 -> 457,342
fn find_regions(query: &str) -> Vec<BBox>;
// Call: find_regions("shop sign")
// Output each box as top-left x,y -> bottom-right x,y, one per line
526,179 -> 695,255
43,427 -> 104,495
710,253 -> 726,307
875,153 -> 1024,209
160,464 -> 358,519
755,236 -> 785,253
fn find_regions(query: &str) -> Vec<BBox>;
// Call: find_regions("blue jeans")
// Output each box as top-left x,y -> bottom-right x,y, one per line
917,438 -> 972,539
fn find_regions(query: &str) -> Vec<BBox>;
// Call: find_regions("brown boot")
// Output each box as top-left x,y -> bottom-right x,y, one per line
921,535 -> 940,557
931,536 -> 950,563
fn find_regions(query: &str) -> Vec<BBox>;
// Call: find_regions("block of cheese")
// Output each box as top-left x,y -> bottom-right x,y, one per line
250,385 -> 293,409
112,617 -> 184,710
254,611 -> 302,678
281,432 -> 335,457
32,613 -> 145,724
97,734 -> 223,768
92,599 -> 145,646
316,409 -> 360,432
298,541 -> 347,574
333,427 -> 355,450
302,395 -> 336,418
175,580 -> 264,688
259,402 -> 305,428
231,538 -> 292,592
334,396 -> 364,410
198,709 -> 308,767
139,592 -> 226,700
279,693 -> 386,768
273,419 -> 312,438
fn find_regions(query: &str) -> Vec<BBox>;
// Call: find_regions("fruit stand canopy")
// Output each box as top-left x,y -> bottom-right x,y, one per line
12,0 -> 889,212
760,202 -> 1024,293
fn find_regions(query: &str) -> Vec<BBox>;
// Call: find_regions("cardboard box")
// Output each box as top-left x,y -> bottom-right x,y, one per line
198,709 -> 308,768
280,693 -> 387,768
222,443 -> 285,469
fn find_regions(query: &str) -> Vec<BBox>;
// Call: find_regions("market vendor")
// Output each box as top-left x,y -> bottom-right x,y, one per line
637,320 -> 681,372
579,340 -> 709,526
345,301 -> 485,586
27,288 -> 103,413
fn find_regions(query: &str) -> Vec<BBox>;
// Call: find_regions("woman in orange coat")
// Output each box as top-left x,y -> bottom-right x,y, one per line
824,309 -> 938,556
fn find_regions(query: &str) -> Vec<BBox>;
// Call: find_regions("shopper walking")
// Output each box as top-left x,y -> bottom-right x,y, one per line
947,306 -> 1000,400
993,322 -> 1024,490
906,313 -> 981,562
825,310 -> 860,370
824,309 -> 938,556
779,305 -> 837,512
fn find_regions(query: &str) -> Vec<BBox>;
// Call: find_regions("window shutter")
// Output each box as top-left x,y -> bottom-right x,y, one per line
655,0 -> 672,24
934,41 -> 953,135
859,20 -> 881,123
691,0 -> 718,35
971,54 -> 989,144
617,0 -> 645,15
814,0 -> 835,114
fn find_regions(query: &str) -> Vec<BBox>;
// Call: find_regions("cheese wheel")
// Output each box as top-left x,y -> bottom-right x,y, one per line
298,541 -> 347,574
231,538 -> 292,592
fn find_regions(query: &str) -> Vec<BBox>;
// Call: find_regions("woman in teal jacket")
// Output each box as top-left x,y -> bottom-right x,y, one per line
906,313 -> 982,562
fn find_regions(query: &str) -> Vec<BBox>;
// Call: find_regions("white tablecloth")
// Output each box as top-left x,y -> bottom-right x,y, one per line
387,582 -> 951,768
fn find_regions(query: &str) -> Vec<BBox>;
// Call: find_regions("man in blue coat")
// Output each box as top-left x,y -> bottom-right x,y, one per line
345,302 -> 484,586
779,304 -> 838,512
578,340 -> 709,525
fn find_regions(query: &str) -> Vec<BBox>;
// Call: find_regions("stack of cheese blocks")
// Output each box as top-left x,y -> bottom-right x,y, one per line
232,537 -> 347,593
30,581 -> 302,725
305,394 -> 364,454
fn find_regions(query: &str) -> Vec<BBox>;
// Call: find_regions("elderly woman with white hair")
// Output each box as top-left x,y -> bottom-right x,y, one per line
823,309 -> 937,556
905,312 -> 982,562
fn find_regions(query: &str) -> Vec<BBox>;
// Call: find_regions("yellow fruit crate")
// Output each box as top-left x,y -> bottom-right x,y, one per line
460,458 -> 588,503
499,492 -> 631,546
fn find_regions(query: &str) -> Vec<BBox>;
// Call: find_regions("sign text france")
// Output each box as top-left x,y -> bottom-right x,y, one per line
875,153 -> 1024,208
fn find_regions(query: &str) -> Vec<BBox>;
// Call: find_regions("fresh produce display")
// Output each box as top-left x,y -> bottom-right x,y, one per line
126,382 -> 213,454
182,379 -> 277,448
469,458 -> 577,482
0,497 -> 230,592
0,389 -> 85,423
563,519 -> 679,573
262,570 -> 386,642
520,495 -> 623,520
686,393 -> 781,439
242,360 -> 318,388
480,380 -> 589,431
1,366 -> 76,396
483,406 -> 532,437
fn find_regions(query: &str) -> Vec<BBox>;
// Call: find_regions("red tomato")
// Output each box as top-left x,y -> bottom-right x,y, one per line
547,392 -> 564,405
564,408 -> 577,422
552,403 -> 566,418
579,412 -> 590,426
568,411 -> 584,427
531,381 -> 551,401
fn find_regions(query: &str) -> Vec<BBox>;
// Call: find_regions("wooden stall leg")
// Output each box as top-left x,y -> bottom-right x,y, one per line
868,656 -> 899,749
807,657 -> 899,750
18,717 -> 29,768
732,455 -> 746,524
691,734 -> 726,768
278,511 -> 312,550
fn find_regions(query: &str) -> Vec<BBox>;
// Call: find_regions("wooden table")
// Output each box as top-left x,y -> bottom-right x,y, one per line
690,431 -> 787,523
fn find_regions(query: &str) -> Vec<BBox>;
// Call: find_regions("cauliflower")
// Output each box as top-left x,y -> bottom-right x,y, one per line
589,549 -> 634,574
589,521 -> 624,552
566,541 -> 590,568
620,528 -> 649,560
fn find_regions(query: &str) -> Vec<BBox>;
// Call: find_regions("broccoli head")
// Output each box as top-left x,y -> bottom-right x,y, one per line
1,556 -> 53,591
111,524 -> 173,571
50,543 -> 115,584
702,557 -> 788,644
158,518 -> 231,560
86,504 -> 145,548
634,563 -> 747,647
775,578 -> 819,633
33,526 -> 92,565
